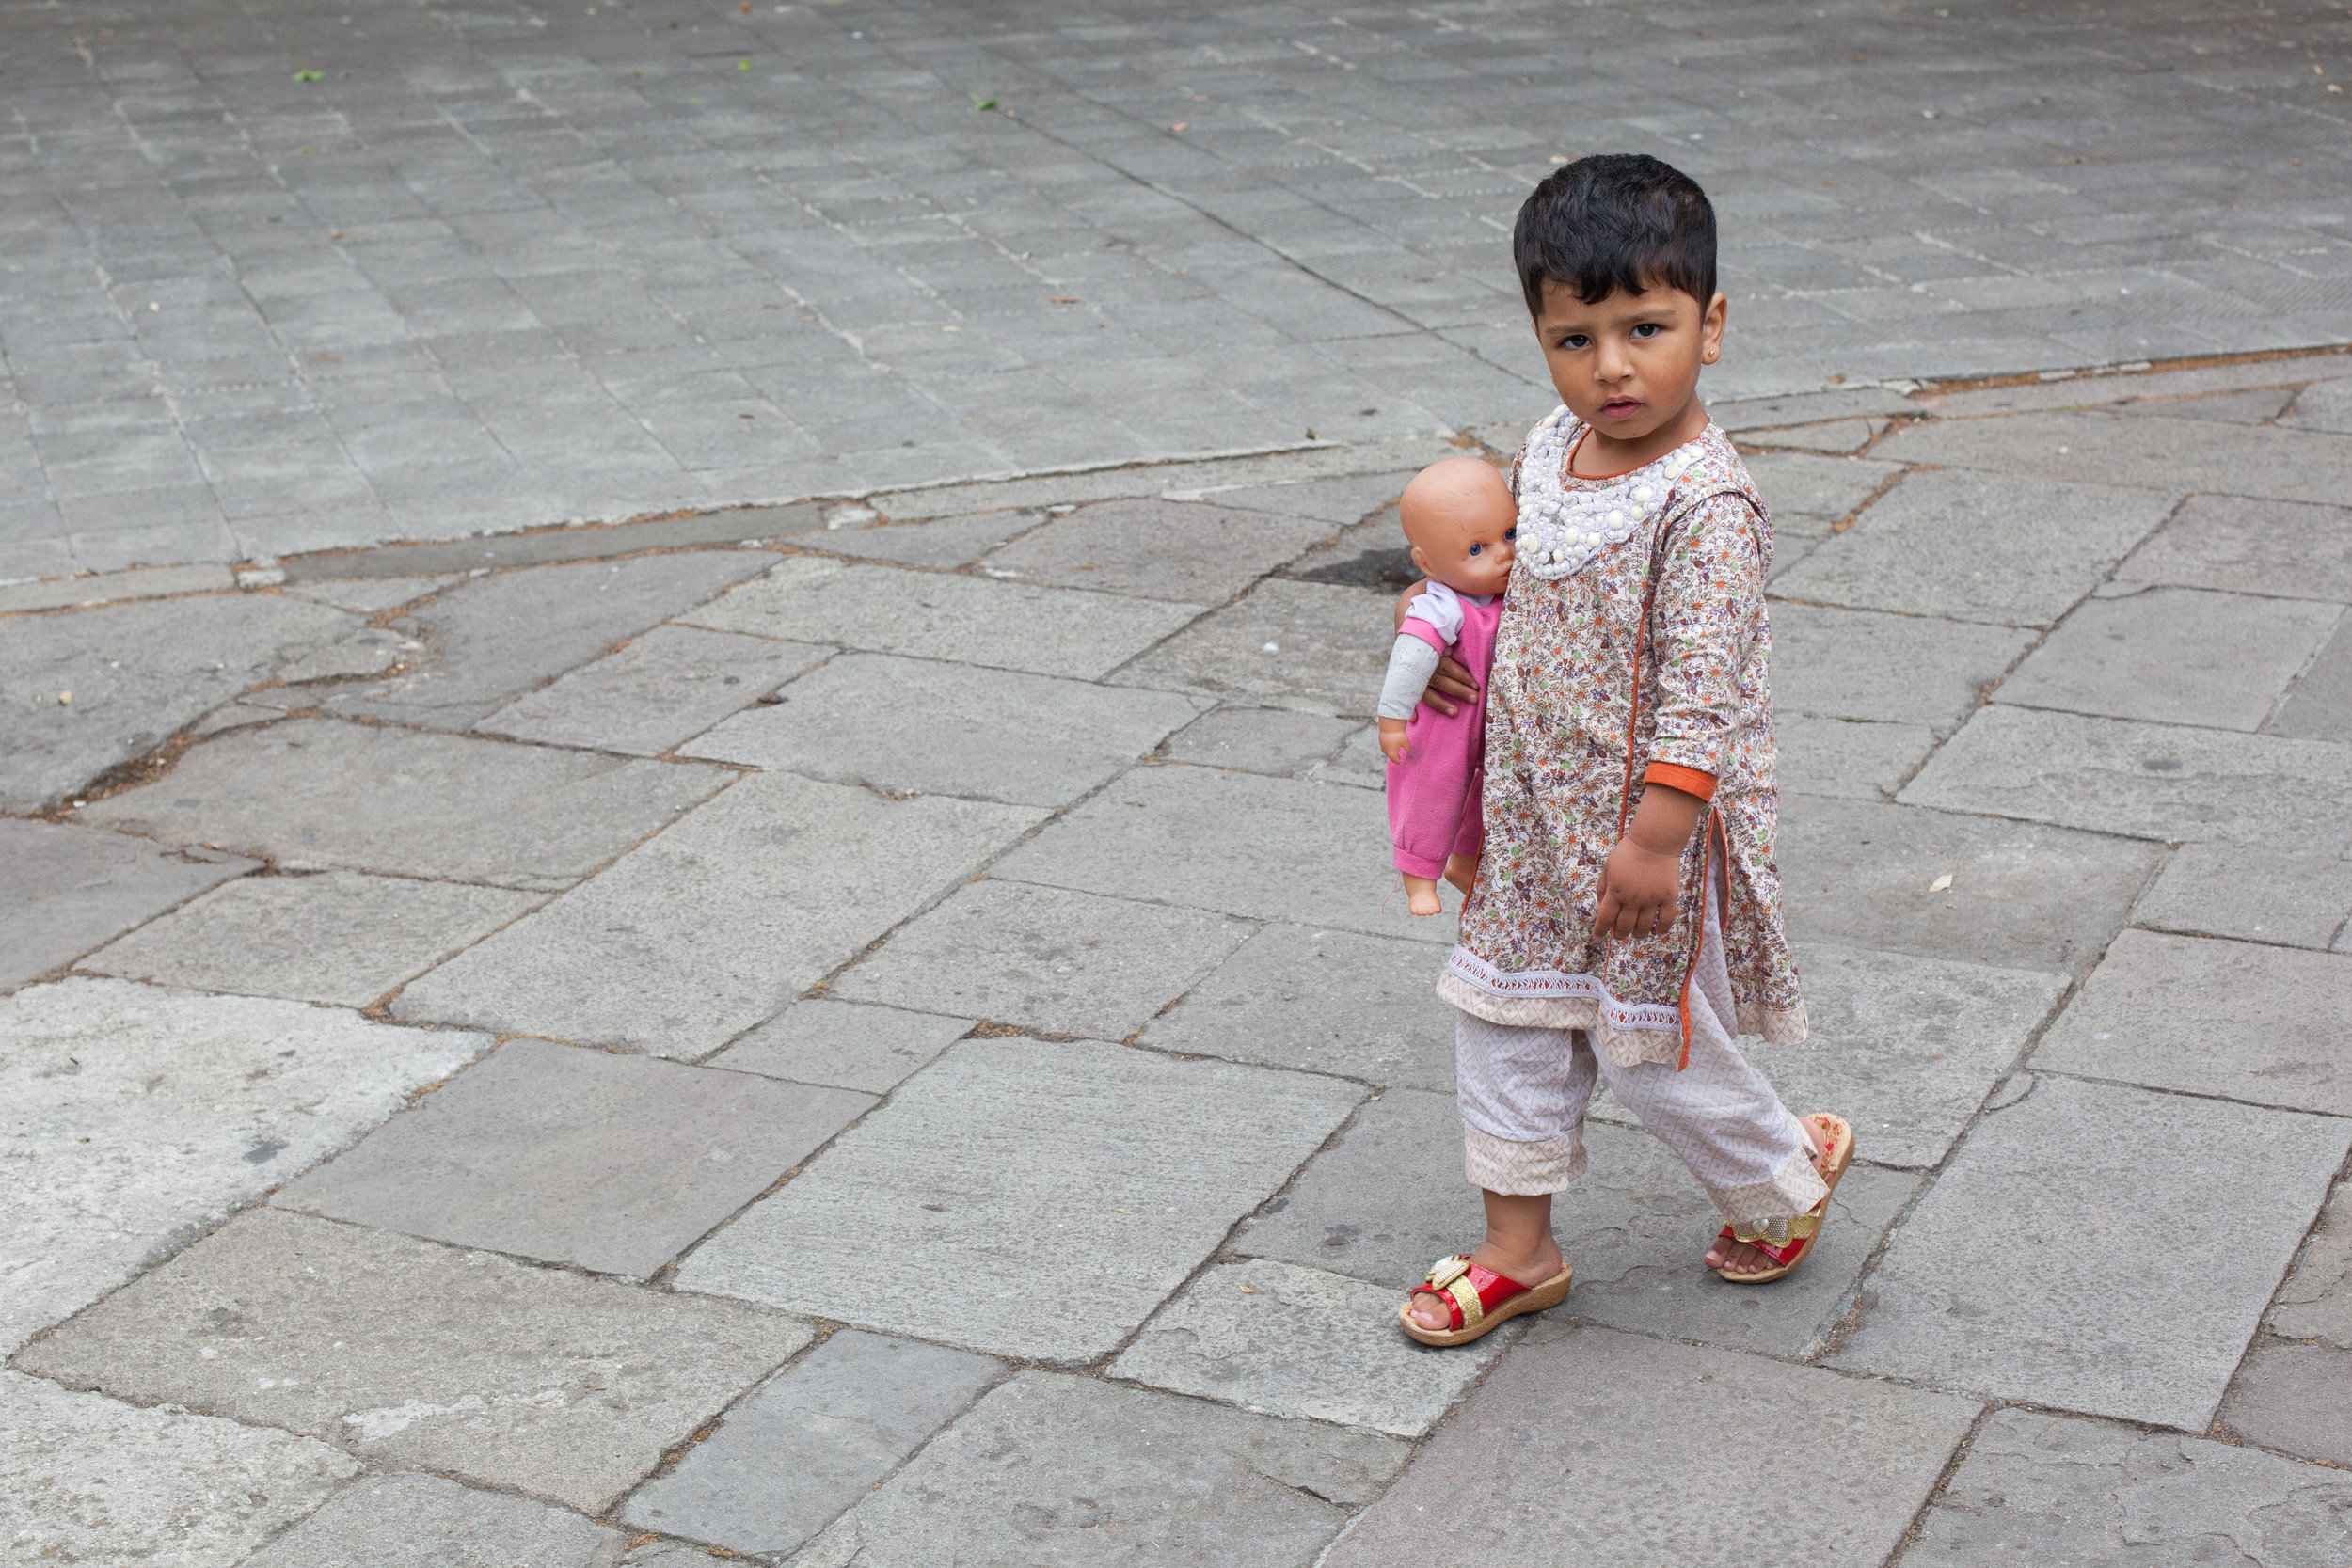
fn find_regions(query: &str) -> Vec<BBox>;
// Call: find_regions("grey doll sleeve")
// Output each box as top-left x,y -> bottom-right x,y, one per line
1375,634 -> 1443,721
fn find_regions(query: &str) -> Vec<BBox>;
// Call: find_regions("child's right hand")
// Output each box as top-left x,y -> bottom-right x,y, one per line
1378,717 -> 1411,763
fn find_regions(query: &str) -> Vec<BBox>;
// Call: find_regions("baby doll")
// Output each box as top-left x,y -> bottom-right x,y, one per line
1376,456 -> 1518,916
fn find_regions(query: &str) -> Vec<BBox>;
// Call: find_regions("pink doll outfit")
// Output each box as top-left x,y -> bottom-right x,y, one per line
1382,581 -> 1503,880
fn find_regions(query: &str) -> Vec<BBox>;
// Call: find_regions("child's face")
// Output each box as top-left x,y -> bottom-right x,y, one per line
1406,492 -> 1518,597
1531,281 -> 1727,446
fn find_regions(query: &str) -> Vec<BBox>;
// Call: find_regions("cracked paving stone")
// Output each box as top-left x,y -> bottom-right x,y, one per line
711,998 -> 974,1094
675,1037 -> 1362,1362
2131,840 -> 2352,950
1159,705 -> 1360,775
79,718 -> 731,891
0,1368 -> 359,1568
0,976 -> 483,1354
0,817 -> 256,990
790,1370 -> 1406,1568
975,498 -> 1332,603
278,1038 -> 875,1279
243,1472 -> 625,1567
15,1207 -> 813,1514
1112,578 -> 1394,715
474,623 -> 831,756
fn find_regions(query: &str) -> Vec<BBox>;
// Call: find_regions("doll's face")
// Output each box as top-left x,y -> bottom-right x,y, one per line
1401,459 -> 1518,596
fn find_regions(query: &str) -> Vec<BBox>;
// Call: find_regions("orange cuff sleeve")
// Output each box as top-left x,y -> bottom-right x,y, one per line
1644,761 -> 1717,801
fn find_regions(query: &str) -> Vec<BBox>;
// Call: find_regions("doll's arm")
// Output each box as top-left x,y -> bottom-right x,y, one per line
1375,635 -> 1444,761
1391,582 -> 1480,718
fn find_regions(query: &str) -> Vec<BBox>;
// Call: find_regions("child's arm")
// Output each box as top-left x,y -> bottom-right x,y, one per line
1593,782 -> 1704,938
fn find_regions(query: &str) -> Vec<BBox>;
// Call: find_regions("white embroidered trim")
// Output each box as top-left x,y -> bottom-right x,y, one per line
1444,943 -> 1682,1032
1515,405 -> 1696,581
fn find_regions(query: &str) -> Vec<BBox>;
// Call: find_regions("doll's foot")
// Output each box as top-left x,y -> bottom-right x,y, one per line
1402,875 -> 1443,916
1404,1236 -> 1566,1333
1704,1114 -> 1842,1277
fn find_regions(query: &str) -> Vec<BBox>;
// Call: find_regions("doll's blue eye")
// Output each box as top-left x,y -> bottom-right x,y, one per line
1503,526 -> 1517,540
1467,543 -> 1482,555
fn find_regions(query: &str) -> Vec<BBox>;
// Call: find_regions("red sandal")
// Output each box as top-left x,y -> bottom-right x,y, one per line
1398,1253 -> 1573,1346
1714,1112 -> 1855,1285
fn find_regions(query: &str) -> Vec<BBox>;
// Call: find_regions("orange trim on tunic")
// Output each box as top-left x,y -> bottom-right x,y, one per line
1643,761 -> 1718,801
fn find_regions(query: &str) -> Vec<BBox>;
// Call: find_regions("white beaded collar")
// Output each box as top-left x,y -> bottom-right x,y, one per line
1515,407 -> 1699,581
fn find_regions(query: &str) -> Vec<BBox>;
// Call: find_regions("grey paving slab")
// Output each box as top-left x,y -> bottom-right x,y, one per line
831,880 -> 1249,1040
2219,1341 -> 2352,1468
0,977 -> 483,1355
393,772 -> 1043,1056
1875,411 -> 2352,511
2270,1179 -> 2352,1351
0,1368 -> 360,1568
80,870 -> 541,1008
290,552 -> 774,730
994,763 -> 1452,942
2124,387 -> 2300,426
675,1037 -> 1361,1362
244,1473 -> 625,1568
809,511 -> 1042,569
1779,793 -> 2161,974
1902,705 -> 2352,854
1198,470 -> 1412,526
278,1039 -> 873,1280
1771,468 -> 2175,627
2134,841 -> 2352,950
2002,587 -> 2341,731
682,652 -> 1202,805
621,1330 -> 1002,1557
1279,513 -> 1417,594
2032,928 -> 2352,1117
286,574 -> 463,614
1160,705 -> 1359,775
276,625 -> 407,683
17,1207 -> 812,1515
1904,1407 -> 2352,1567
1830,1076 -> 2351,1429
1761,942 -> 2069,1168
1769,602 -> 2033,731
1112,578 -> 1394,715
0,562 -> 234,612
2118,493 -> 2352,603
976,499 -> 1332,603
0,591 -> 355,810
792,1371 -> 1406,1568
2269,613 -> 2352,744
1138,921 -> 1456,1088
1232,1089 -> 1482,1291
1325,1325 -> 1976,1568
1742,451 -> 1901,531
1108,1257 -> 1505,1437
681,555 -> 1200,680
81,719 -> 730,891
0,818 -> 255,990
711,999 -> 974,1094
1737,417 -> 1882,453
475,624 -> 830,756
1776,715 -> 1938,800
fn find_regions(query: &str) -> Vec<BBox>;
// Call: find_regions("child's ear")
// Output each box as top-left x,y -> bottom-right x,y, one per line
1700,291 -> 1728,365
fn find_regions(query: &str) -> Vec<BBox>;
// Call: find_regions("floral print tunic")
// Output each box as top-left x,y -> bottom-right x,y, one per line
1437,413 -> 1806,1067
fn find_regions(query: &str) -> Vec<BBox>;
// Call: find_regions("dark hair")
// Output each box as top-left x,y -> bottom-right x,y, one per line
1513,154 -> 1717,317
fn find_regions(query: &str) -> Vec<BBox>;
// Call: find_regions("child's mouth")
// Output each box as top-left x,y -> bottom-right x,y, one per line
1599,398 -> 1643,420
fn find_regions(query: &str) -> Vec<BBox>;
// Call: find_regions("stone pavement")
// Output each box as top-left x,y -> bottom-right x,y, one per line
10,350 -> 2352,1564
8,2 -> 2352,1565
9,0 -> 2352,578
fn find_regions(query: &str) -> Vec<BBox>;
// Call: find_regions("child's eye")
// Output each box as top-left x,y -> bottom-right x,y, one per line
1630,323 -> 1661,339
1559,333 -> 1590,350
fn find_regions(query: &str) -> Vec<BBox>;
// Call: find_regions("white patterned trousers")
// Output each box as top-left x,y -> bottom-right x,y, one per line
1454,881 -> 1829,1234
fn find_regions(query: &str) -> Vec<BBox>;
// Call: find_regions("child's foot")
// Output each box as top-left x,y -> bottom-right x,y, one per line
1704,1113 -> 1840,1277
1405,1238 -> 1565,1332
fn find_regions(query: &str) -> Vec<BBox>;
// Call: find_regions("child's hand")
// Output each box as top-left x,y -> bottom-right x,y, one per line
1591,838 -> 1681,940
1378,717 -> 1411,763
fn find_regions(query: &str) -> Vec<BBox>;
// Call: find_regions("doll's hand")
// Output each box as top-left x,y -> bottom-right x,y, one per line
1378,717 -> 1411,763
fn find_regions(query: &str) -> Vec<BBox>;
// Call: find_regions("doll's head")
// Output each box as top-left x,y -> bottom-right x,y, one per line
1400,456 -> 1518,597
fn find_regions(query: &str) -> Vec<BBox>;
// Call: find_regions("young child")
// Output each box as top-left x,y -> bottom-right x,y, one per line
1396,153 -> 1852,1347
1377,457 -> 1518,917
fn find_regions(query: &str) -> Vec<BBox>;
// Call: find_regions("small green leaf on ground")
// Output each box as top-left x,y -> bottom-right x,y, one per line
739,58 -> 752,69
973,96 -> 998,110
293,70 -> 324,81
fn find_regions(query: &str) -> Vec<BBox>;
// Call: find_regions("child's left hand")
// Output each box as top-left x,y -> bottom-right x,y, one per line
1592,837 -> 1681,939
